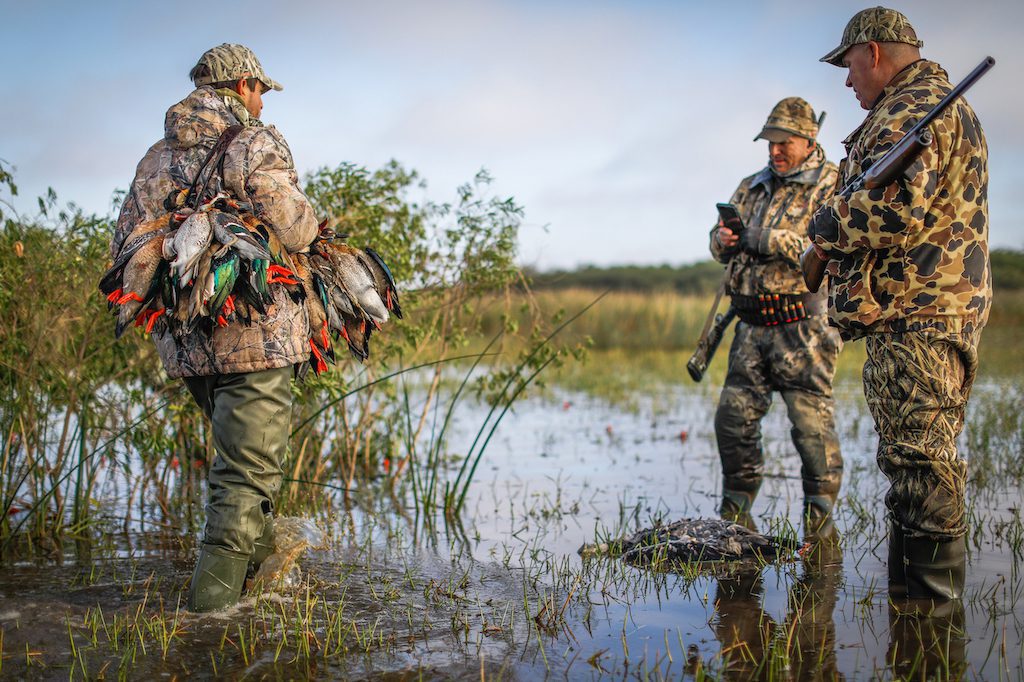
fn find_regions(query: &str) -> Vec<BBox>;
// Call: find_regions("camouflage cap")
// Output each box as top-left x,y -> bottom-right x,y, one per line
754,97 -> 819,142
190,43 -> 283,92
820,7 -> 923,66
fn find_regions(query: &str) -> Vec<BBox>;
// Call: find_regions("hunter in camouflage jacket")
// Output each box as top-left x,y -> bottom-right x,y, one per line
809,59 -> 991,340
113,86 -> 320,378
712,146 -> 839,298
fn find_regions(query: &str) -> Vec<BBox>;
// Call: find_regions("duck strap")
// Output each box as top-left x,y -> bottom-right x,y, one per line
185,125 -> 244,210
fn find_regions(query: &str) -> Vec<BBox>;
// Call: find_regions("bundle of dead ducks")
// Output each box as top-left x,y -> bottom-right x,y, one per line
579,517 -> 801,568
99,190 -> 401,375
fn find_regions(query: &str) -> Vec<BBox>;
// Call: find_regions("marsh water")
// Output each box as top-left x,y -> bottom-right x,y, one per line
1,351 -> 1023,680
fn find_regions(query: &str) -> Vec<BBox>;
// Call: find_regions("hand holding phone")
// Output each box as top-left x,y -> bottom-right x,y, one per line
715,202 -> 744,249
716,203 -> 745,233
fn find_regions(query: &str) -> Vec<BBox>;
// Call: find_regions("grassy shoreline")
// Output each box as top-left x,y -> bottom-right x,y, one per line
466,288 -> 1022,390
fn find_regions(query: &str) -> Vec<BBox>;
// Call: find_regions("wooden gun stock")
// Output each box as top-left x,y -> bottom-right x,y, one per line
800,245 -> 829,293
687,307 -> 736,382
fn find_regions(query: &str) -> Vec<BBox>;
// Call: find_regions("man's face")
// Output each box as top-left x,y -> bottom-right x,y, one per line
843,43 -> 884,110
768,134 -> 815,174
240,79 -> 266,119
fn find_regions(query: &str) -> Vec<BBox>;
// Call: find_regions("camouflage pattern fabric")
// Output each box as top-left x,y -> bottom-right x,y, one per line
821,6 -> 924,66
863,331 -> 979,541
114,86 -> 319,378
213,87 -> 261,127
190,43 -> 283,92
712,145 -> 839,297
754,96 -> 820,142
714,316 -> 843,512
184,366 -> 291,556
809,60 -> 991,341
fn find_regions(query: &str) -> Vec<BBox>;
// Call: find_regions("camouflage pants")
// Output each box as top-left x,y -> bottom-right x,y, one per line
863,331 -> 979,541
183,366 -> 292,556
715,315 -> 843,512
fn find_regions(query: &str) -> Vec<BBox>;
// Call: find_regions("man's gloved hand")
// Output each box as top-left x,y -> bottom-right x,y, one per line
740,227 -> 767,255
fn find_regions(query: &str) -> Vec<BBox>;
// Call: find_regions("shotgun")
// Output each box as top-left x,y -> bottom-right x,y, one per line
687,290 -> 736,382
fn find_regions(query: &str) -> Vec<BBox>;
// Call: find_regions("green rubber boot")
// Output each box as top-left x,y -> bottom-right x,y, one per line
720,492 -> 758,532
803,494 -> 836,542
887,521 -> 907,599
904,535 -> 965,602
187,544 -> 249,612
249,514 -> 275,576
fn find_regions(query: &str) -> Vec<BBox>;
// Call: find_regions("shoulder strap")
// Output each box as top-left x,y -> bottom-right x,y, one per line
186,124 -> 244,209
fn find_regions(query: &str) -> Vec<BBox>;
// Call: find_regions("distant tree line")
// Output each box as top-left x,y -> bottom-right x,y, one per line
524,261 -> 723,295
527,248 -> 1024,294
991,249 -> 1024,290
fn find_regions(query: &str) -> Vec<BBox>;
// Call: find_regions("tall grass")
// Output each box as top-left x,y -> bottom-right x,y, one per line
477,288 -> 716,352
482,287 -> 1024,356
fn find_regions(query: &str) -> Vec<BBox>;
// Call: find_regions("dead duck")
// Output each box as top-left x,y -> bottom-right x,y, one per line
580,518 -> 801,566
109,234 -> 168,338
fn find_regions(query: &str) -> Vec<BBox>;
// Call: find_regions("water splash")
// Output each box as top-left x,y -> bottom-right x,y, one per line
252,516 -> 327,588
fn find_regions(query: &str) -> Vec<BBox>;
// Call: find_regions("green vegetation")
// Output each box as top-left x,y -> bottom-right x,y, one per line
991,248 -> 1024,290
0,161 -> 585,548
528,248 -> 1024,294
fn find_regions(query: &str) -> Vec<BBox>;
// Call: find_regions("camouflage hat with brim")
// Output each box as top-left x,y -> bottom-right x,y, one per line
190,43 -> 283,92
820,6 -> 923,67
754,97 -> 819,142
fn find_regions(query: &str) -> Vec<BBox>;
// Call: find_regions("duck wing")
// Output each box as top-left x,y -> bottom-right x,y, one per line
100,214 -> 172,297
363,247 -> 403,319
324,245 -> 388,326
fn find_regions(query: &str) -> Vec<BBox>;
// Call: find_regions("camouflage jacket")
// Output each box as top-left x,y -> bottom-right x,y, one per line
711,146 -> 839,297
113,86 -> 320,378
809,60 -> 991,340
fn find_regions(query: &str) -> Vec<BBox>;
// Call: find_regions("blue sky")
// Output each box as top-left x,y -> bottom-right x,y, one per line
1,0 -> 1020,269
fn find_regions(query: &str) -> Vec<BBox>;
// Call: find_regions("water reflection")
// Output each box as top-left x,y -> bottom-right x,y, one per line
887,600 -> 966,680
714,538 -> 843,680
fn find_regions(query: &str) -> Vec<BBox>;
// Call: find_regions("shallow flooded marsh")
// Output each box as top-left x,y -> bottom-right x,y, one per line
1,347 -> 1022,680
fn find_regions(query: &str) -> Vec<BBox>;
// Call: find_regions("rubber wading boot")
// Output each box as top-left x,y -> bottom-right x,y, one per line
802,526 -> 843,570
904,535 -> 965,601
888,522 -> 908,599
187,545 -> 249,612
720,494 -> 758,532
249,514 -> 275,577
803,495 -> 836,542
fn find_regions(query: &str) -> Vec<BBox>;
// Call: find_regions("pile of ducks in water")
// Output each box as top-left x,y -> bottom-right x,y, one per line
579,517 -> 801,567
99,189 -> 401,376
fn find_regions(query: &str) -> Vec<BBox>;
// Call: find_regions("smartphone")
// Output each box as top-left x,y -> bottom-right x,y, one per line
716,202 -> 745,233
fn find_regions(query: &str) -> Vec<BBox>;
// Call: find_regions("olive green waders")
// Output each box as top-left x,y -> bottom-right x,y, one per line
715,316 -> 843,535
183,366 -> 292,611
